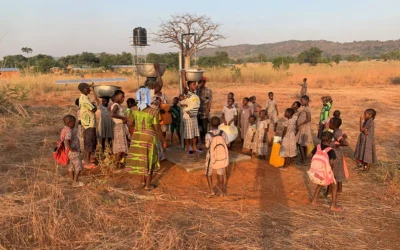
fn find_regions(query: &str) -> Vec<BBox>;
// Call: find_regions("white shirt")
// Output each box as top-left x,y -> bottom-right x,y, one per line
222,106 -> 238,123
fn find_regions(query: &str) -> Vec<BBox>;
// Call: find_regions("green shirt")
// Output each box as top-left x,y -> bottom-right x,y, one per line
79,94 -> 96,129
320,102 -> 332,122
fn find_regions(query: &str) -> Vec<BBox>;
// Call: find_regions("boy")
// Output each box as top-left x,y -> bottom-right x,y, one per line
318,96 -> 332,139
78,83 -> 97,169
61,115 -> 84,187
266,92 -> 279,132
170,97 -> 181,145
310,131 -> 343,212
205,116 -> 229,197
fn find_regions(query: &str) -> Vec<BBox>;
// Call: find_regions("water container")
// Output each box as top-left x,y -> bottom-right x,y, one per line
133,27 -> 147,46
269,142 -> 285,168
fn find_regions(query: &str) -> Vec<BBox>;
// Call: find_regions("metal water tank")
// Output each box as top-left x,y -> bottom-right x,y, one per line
133,27 -> 147,46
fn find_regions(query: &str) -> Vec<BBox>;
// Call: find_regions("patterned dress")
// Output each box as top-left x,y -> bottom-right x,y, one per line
354,119 -> 377,164
243,124 -> 256,153
111,103 -> 129,154
126,107 -> 160,175
330,129 -> 348,182
239,104 -> 253,139
252,119 -> 269,156
296,106 -> 312,146
280,117 -> 297,158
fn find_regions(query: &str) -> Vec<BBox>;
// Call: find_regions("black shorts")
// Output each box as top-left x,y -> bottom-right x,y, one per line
84,127 -> 97,152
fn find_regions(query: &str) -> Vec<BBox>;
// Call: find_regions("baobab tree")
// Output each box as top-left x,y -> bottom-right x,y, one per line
154,13 -> 225,68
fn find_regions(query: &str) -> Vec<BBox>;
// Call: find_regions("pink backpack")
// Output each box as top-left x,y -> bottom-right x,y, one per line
307,145 -> 335,186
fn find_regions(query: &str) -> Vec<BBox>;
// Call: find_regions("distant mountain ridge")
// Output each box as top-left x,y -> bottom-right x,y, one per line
197,40 -> 400,58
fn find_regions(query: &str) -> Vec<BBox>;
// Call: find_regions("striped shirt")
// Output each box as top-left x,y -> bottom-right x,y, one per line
183,91 -> 200,117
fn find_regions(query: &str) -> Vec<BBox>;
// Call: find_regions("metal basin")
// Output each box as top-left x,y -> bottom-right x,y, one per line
93,85 -> 121,98
185,69 -> 204,82
136,63 -> 167,77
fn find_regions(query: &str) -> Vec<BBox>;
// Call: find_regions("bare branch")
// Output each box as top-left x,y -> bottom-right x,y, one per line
153,13 -> 225,57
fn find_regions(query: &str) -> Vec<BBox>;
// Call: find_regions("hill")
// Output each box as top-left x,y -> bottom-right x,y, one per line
197,40 -> 400,58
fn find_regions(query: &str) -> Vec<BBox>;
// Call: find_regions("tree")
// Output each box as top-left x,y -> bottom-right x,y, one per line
21,47 -> 33,56
298,47 -> 323,66
33,54 -> 57,73
347,54 -> 361,62
332,54 -> 342,65
154,13 -> 225,68
272,56 -> 292,71
2,55 -> 28,68
197,51 -> 230,67
257,53 -> 267,64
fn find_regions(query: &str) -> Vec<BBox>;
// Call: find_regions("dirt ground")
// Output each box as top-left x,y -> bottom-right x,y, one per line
0,83 -> 399,249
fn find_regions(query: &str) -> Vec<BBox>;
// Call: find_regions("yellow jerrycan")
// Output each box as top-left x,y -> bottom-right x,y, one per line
269,136 -> 285,168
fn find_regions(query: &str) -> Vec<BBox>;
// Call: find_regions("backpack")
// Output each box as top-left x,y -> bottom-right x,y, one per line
52,128 -> 70,166
206,131 -> 229,171
307,144 -> 335,186
52,141 -> 69,166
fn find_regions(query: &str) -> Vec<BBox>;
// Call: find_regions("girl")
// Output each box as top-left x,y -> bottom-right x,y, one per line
318,96 -> 332,139
222,98 -> 238,148
327,117 -> 349,195
354,109 -> 377,171
239,97 -> 254,143
291,101 -> 301,121
252,110 -> 269,159
242,115 -> 257,154
250,96 -> 262,114
224,92 -> 238,108
311,131 -> 343,212
110,90 -> 130,168
94,93 -> 114,153
296,95 -> 312,165
280,108 -> 297,169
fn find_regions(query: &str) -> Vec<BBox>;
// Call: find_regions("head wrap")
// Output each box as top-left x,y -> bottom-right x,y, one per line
136,87 -> 152,111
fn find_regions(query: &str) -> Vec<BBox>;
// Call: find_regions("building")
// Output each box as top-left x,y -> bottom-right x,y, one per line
0,68 -> 20,78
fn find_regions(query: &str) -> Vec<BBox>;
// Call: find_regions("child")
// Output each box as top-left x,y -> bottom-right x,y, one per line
224,92 -> 238,108
242,115 -> 257,154
126,98 -> 136,117
110,90 -> 130,168
159,101 -> 172,141
250,96 -> 262,114
239,97 -> 253,143
296,95 -> 312,165
94,93 -> 114,153
354,109 -> 377,171
61,115 -> 84,187
78,83 -> 97,169
74,98 -> 84,153
252,110 -> 270,159
222,98 -> 238,148
310,131 -> 342,212
205,116 -> 229,198
126,98 -> 136,136
222,98 -> 238,126
291,101 -> 301,121
300,77 -> 307,96
280,108 -> 297,169
324,110 -> 340,133
170,97 -> 181,145
318,96 -> 332,139
326,117 -> 349,195
266,92 -> 279,132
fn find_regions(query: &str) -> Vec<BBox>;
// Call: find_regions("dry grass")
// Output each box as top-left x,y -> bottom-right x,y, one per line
0,61 -> 400,249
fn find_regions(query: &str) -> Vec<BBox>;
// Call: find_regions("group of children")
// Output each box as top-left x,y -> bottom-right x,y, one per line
59,78 -> 378,212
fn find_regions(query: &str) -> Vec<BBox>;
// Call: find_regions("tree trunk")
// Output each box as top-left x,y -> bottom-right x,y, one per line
184,56 -> 191,69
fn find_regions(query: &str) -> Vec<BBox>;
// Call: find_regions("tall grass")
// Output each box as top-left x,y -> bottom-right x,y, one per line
2,61 -> 399,95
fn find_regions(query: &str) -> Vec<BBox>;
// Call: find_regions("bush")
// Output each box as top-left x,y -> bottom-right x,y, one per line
272,57 -> 291,70
391,76 -> 400,84
230,66 -> 241,82
0,84 -> 28,115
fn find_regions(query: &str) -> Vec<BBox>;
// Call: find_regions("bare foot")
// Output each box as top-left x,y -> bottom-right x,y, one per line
310,200 -> 321,206
330,205 -> 344,212
206,192 -> 215,198
144,184 -> 156,191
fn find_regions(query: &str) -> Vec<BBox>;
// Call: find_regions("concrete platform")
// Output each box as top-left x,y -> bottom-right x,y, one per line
165,146 -> 252,173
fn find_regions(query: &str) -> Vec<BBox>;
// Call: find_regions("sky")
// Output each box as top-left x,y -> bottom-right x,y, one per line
1,0 -> 400,58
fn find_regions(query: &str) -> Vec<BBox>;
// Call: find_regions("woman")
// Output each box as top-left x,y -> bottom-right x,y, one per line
126,88 -> 166,190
